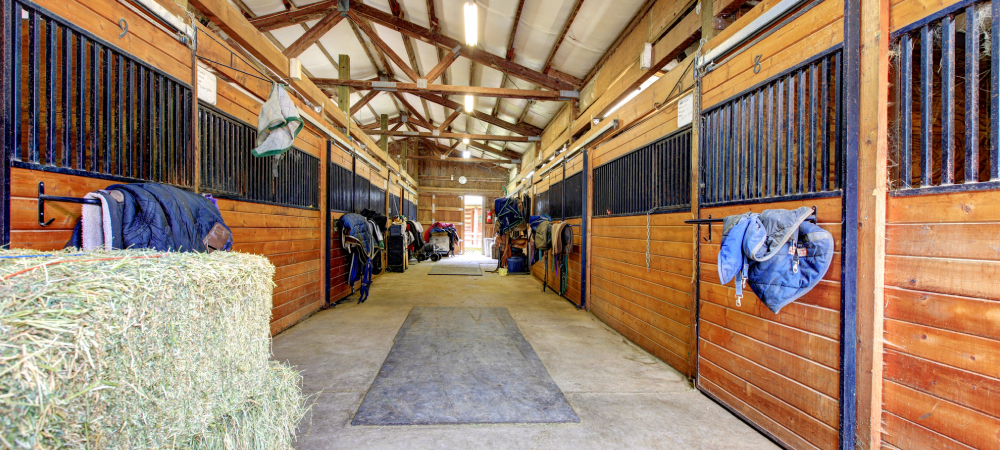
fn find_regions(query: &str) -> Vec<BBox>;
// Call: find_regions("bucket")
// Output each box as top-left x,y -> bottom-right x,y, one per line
506,255 -> 527,273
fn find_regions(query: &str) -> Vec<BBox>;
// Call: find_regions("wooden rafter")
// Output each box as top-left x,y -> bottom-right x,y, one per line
391,92 -> 433,129
437,109 -> 461,131
424,46 -> 460,83
350,90 -> 380,116
408,90 -> 542,136
467,140 -> 522,159
542,0 -> 586,75
346,10 -> 421,82
363,116 -> 401,129
372,130 -> 537,142
283,12 -> 344,58
387,0 -> 435,129
312,79 -> 576,100
346,18 -> 388,77
406,155 -> 515,164
248,0 -> 576,91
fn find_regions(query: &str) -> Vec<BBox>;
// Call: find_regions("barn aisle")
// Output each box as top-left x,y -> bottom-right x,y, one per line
272,255 -> 777,449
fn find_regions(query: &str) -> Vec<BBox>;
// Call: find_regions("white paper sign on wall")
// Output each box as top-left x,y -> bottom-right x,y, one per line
677,94 -> 693,127
197,66 -> 217,105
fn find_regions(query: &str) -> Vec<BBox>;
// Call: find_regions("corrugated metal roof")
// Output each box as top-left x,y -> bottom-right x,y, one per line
234,0 -> 646,164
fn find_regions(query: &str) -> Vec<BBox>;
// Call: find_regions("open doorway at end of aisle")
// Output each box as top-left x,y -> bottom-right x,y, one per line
463,195 -> 485,256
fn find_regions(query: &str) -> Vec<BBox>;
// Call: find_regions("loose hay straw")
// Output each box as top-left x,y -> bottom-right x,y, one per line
0,249 -> 306,449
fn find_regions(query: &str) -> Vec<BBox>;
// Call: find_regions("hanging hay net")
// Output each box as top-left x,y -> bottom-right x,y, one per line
0,249 -> 305,449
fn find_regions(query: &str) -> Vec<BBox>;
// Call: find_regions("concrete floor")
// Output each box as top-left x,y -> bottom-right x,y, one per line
273,254 -> 779,450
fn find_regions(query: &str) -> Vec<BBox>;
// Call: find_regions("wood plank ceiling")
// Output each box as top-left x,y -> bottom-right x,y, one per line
229,0 -> 648,166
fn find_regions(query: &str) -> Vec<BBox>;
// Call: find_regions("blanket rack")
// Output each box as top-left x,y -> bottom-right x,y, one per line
37,181 -> 99,227
684,206 -> 817,242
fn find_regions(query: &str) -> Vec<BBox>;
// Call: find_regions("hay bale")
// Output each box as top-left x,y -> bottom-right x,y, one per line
0,249 -> 305,449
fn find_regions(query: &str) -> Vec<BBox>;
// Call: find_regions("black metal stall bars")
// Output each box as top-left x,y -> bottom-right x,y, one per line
593,126 -> 691,217
389,193 -> 401,217
328,161 -> 353,212
701,47 -> 844,207
891,0 -> 999,195
402,198 -> 416,220
199,104 -> 319,210
4,0 -> 193,187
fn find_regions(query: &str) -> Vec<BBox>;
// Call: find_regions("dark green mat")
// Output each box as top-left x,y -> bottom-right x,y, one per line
352,307 -> 579,425
427,264 -> 483,276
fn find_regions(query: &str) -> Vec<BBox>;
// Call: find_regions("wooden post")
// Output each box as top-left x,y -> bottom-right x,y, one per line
700,0 -> 715,43
338,54 -> 350,114
380,114 -> 388,154
848,0 -> 889,444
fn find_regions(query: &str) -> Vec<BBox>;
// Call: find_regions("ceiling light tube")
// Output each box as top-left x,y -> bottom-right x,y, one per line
463,150 -> 471,158
464,1 -> 478,46
465,94 -> 475,113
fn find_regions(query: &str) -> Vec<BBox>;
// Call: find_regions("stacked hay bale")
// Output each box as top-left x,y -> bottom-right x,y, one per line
0,250 -> 305,449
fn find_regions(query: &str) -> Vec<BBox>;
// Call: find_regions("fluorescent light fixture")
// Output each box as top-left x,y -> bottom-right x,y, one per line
465,94 -> 474,113
663,58 -> 680,72
464,1 -> 478,46
463,150 -> 471,158
463,138 -> 470,144
526,170 -> 535,178
602,75 -> 660,119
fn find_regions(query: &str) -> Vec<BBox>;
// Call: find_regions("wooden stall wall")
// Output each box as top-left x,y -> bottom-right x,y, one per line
327,145 -> 355,305
881,191 -> 1000,449
695,0 -> 846,446
5,0 -> 330,336
586,104 -> 696,377
878,0 -> 1000,446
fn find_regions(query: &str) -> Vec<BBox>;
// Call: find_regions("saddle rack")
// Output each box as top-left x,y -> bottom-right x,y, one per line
684,206 -> 818,242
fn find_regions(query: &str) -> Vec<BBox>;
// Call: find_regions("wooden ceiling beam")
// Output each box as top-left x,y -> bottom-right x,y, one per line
363,116 -> 401,129
283,12 -> 344,58
372,131 -> 538,142
467,140 -> 522,159
350,90 -> 380,116
406,155 -> 515,164
437,109 -> 462,131
424,46 -> 461,84
542,0 -> 586,75
408,91 -> 542,136
347,10 -> 421,82
391,92 -> 433,129
312,79 -> 576,101
248,1 -> 576,91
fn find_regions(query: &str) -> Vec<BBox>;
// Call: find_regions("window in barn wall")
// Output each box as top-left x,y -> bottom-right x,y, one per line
4,0 -> 193,186
701,48 -> 844,207
890,0 -> 999,195
593,127 -> 691,217
198,104 -> 319,209
328,162 -> 353,212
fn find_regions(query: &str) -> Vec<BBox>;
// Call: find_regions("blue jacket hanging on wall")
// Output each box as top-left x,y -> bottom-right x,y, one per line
717,207 -> 834,313
338,213 -> 376,303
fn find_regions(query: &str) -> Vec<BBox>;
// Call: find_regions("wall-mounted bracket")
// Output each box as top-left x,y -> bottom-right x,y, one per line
685,206 -> 817,242
38,182 -> 99,227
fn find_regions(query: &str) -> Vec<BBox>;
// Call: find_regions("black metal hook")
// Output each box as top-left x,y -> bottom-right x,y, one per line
37,182 -> 100,227
685,206 -> 818,243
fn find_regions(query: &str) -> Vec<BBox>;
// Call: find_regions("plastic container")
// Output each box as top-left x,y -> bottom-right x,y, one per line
507,255 -> 527,273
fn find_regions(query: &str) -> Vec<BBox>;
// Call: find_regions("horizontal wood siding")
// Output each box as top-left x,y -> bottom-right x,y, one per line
698,197 -> 843,450
881,190 -> 1000,450
589,211 -> 696,376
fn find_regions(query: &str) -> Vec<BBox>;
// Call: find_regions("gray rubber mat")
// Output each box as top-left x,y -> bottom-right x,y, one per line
352,307 -> 579,425
427,264 -> 483,276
